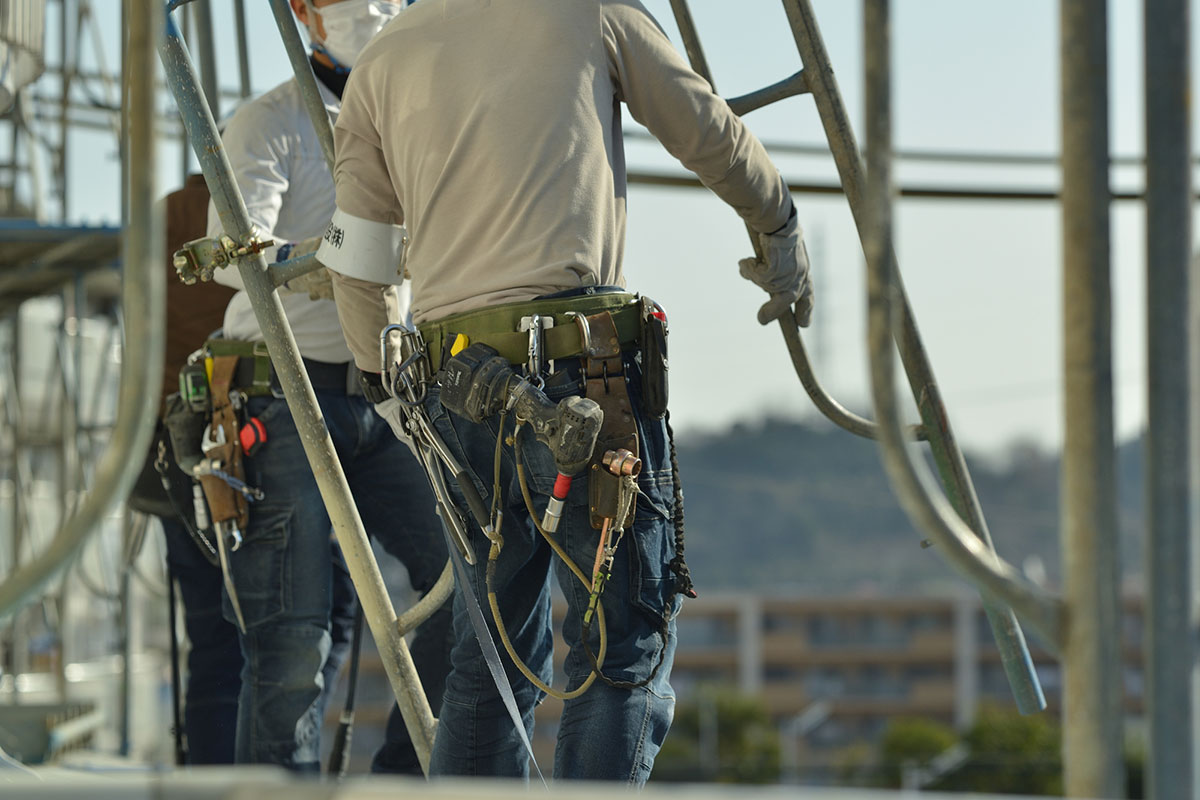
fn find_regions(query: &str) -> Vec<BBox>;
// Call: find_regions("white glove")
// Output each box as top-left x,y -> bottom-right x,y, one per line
284,266 -> 335,301
373,397 -> 419,457
738,211 -> 814,327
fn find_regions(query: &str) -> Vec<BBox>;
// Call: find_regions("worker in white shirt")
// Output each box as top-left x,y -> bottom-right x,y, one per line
200,0 -> 449,772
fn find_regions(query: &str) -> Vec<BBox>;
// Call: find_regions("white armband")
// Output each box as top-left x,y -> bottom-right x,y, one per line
316,207 -> 407,285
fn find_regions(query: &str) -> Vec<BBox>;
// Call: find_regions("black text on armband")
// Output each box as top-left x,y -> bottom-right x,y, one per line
324,223 -> 345,249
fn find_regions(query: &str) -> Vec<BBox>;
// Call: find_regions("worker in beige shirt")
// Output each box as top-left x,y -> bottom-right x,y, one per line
317,0 -> 811,783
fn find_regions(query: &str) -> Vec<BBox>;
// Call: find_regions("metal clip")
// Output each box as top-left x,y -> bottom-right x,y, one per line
397,230 -> 411,279
381,323 -> 431,404
519,314 -> 555,386
568,311 -> 593,357
154,439 -> 169,475
200,422 -> 226,453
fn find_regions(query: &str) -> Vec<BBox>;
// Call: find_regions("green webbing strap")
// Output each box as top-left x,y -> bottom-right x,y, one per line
419,293 -> 642,371
205,338 -> 272,395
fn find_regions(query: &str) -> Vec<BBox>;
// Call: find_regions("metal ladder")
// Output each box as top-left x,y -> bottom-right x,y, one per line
664,0 -> 1049,712
662,2 -> 1147,797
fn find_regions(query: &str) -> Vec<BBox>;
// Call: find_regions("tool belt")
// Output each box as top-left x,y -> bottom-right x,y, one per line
422,290 -> 668,530
205,338 -> 364,396
418,292 -> 642,372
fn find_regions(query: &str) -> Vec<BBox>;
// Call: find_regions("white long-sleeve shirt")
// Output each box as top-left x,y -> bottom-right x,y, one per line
207,77 -> 354,364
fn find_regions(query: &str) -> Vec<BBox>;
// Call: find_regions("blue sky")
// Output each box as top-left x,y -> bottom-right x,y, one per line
51,0 -> 1200,456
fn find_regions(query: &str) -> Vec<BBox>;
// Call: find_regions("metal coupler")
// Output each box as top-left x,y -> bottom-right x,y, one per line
173,231 -> 275,284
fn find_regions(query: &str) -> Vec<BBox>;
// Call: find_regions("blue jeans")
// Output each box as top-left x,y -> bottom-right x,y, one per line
425,354 -> 680,784
161,516 -> 242,764
227,386 -> 451,771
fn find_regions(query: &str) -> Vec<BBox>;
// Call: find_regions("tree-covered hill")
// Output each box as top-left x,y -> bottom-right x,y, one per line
673,416 -> 1143,596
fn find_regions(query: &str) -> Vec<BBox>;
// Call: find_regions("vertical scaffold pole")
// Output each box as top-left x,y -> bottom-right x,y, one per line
191,0 -> 219,120
1144,0 -> 1193,797
1060,0 -> 1123,796
0,0 -> 163,622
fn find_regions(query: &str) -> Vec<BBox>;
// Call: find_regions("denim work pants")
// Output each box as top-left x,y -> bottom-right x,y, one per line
161,516 -> 242,764
425,354 -> 680,784
162,515 -> 353,765
227,386 -> 451,771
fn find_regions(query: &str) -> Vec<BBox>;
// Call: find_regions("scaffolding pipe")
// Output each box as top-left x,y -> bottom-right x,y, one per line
266,0 -> 336,174
859,0 -> 1062,641
178,5 -> 190,184
270,251 -> 322,287
233,0 -> 252,99
727,71 -> 809,118
157,11 -> 436,772
783,0 -> 1049,711
0,0 -> 163,620
776,319 -> 925,441
1059,0 -> 1124,795
3,314 -> 24,690
667,0 -> 716,91
1143,0 -> 1193,796
190,0 -> 219,120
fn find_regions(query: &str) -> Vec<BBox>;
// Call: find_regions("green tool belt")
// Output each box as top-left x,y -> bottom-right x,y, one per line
205,338 -> 362,396
205,339 -> 274,396
418,292 -> 642,372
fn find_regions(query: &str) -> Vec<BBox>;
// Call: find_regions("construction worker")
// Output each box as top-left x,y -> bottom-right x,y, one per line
202,0 -> 450,772
318,0 -> 811,783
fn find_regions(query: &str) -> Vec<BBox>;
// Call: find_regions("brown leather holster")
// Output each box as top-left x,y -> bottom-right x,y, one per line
578,311 -> 639,530
197,355 -> 249,529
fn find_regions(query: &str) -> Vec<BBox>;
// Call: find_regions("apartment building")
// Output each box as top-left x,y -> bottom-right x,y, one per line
535,591 -> 1145,771
339,591 -> 1145,775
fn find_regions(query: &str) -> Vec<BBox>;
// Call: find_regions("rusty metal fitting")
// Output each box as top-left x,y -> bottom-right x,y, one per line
602,448 -> 641,477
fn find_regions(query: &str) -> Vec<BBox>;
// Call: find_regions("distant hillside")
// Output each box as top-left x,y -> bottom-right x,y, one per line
672,417 -> 1144,596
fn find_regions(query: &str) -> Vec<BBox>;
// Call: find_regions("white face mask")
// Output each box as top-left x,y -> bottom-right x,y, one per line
309,0 -> 401,69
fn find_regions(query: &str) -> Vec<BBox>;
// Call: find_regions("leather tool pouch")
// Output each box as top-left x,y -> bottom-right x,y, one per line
198,355 -> 250,530
639,296 -> 668,420
579,311 -> 639,530
129,391 -> 205,521
163,391 -> 208,475
127,420 -> 191,520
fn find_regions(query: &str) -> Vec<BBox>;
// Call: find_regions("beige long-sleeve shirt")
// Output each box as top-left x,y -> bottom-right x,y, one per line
327,0 -> 791,370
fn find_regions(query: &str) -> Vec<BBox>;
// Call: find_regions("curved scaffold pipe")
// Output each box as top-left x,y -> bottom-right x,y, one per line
859,0 -> 1063,651
667,0 -> 907,444
770,0 -> 1051,713
0,0 -> 164,620
777,318 -> 925,442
